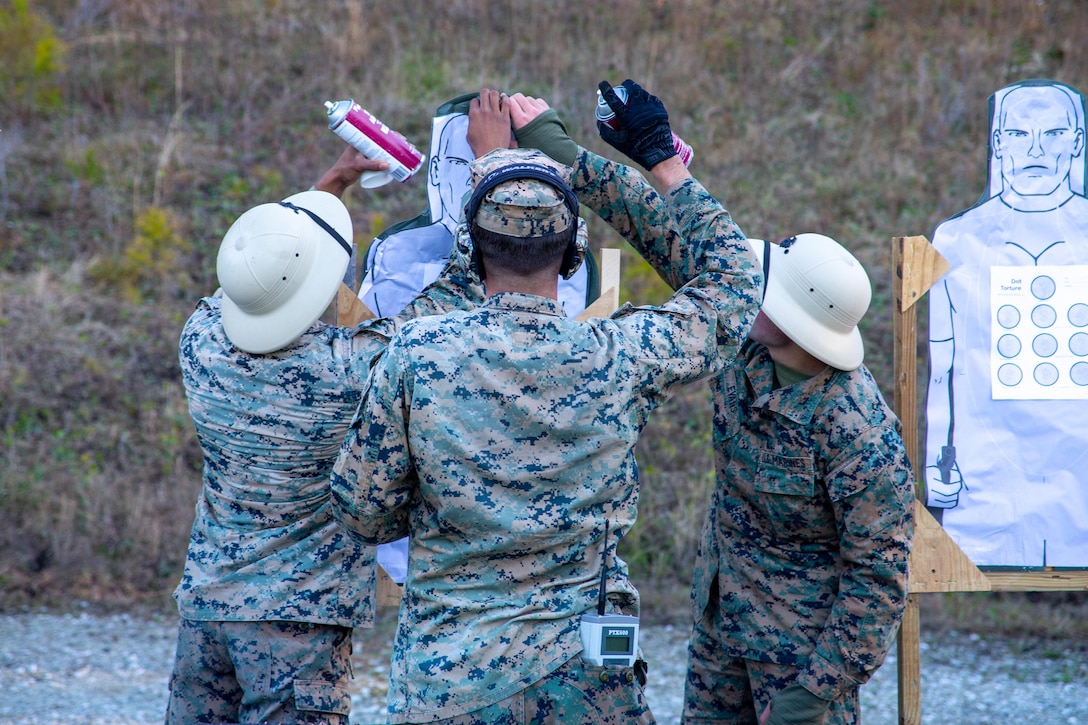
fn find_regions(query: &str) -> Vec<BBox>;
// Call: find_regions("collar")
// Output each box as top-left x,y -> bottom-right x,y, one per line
745,345 -> 836,426
483,291 -> 566,317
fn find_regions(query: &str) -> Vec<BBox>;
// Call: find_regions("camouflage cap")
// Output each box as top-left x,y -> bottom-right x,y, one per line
468,148 -> 575,238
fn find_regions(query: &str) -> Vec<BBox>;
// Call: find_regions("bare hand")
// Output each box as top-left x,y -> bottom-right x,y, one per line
467,88 -> 515,158
314,144 -> 390,198
759,703 -> 771,725
507,93 -> 551,129
649,155 -> 692,188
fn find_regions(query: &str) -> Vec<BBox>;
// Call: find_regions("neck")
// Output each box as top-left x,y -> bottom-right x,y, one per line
484,269 -> 559,299
999,185 -> 1074,212
764,339 -> 826,376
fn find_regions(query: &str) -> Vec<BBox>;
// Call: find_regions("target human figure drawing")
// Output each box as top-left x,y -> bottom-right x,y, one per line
358,93 -> 595,320
354,93 -> 599,585
924,78 -> 1088,567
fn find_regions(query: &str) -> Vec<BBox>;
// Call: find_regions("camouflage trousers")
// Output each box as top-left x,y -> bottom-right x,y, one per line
682,589 -> 859,725
165,618 -> 354,725
420,656 -> 656,725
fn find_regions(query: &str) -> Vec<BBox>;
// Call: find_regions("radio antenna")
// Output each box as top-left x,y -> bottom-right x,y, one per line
596,520 -> 610,616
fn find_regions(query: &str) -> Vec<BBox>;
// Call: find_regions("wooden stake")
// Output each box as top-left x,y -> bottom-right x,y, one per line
336,283 -> 376,326
576,249 -> 622,321
892,235 -> 955,725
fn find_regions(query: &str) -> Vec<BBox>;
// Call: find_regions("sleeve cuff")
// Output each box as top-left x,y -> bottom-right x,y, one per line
795,650 -> 861,701
514,109 -> 579,167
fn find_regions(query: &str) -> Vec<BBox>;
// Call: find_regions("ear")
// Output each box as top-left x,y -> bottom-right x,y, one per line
429,155 -> 440,185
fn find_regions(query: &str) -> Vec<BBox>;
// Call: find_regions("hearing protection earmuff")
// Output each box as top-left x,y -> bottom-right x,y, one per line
459,162 -> 584,281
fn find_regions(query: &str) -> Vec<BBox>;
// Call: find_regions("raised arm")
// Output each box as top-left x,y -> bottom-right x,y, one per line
314,143 -> 391,199
510,85 -> 739,290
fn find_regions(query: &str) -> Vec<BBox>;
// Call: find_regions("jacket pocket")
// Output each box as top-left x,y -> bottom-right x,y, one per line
752,451 -> 824,541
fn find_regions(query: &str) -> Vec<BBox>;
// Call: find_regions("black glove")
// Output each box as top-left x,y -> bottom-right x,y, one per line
597,79 -> 677,171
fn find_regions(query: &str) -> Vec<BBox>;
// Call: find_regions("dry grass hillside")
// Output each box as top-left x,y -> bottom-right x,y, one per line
1,0 -> 1086,631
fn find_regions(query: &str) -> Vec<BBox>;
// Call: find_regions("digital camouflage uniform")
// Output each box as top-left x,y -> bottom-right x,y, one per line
525,130 -> 915,725
331,149 -> 762,724
168,263 -> 480,725
681,347 -> 914,725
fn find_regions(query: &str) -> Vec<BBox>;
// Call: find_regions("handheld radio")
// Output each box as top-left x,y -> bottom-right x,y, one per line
579,521 -> 639,667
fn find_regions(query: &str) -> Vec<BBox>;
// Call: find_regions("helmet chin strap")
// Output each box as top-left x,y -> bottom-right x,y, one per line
278,201 -> 352,257
760,239 -> 771,303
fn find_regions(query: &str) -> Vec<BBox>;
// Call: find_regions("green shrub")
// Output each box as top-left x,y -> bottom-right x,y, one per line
88,206 -> 192,304
0,0 -> 67,117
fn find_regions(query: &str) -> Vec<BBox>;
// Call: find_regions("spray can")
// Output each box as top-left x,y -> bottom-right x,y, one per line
595,85 -> 694,167
324,99 -> 426,188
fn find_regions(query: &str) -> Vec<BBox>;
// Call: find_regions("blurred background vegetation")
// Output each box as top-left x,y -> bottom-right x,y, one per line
1,0 -> 1086,637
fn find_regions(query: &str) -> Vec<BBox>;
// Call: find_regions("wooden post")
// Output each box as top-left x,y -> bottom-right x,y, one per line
895,595 -> 921,725
336,283 -> 375,325
892,235 -> 987,725
576,248 -> 622,322
334,285 -> 405,603
892,235 -> 937,725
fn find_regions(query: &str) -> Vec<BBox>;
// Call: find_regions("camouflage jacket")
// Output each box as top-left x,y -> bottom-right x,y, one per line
696,344 -> 914,700
331,175 -> 761,722
563,143 -> 915,701
174,262 -> 480,627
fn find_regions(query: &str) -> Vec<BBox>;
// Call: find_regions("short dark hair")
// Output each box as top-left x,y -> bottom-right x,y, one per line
469,221 -> 574,276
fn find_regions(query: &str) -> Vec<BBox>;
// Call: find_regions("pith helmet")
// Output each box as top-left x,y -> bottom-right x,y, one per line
759,233 -> 871,371
216,190 -> 352,354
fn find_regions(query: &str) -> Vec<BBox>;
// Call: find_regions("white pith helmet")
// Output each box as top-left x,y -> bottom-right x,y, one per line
749,233 -> 871,371
216,190 -> 352,354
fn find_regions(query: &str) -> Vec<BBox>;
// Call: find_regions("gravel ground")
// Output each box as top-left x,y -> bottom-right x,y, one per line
1,609 -> 1085,724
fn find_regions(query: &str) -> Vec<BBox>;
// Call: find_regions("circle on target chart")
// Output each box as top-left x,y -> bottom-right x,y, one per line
996,334 -> 1022,358
1071,361 -> 1088,386
1033,333 -> 1058,357
997,363 -> 1022,386
1033,362 -> 1059,386
1071,332 -> 1088,357
1031,274 -> 1056,300
1069,303 -> 1088,327
996,304 -> 1021,329
1031,304 -> 1057,328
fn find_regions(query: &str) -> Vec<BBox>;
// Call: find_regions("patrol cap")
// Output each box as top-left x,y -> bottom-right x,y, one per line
758,233 -> 871,371
216,189 -> 352,354
468,148 -> 575,238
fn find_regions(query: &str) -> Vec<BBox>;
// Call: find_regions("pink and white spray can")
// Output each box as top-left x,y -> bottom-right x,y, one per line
325,99 -> 426,188
595,85 -> 694,167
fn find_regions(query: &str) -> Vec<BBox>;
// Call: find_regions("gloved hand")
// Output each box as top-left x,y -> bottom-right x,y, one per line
762,683 -> 831,725
597,79 -> 677,171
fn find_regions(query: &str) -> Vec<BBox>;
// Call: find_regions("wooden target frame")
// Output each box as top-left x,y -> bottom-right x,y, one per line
891,235 -> 1088,724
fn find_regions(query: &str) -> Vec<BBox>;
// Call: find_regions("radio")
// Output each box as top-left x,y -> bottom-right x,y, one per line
579,613 -> 639,668
579,521 -> 639,667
